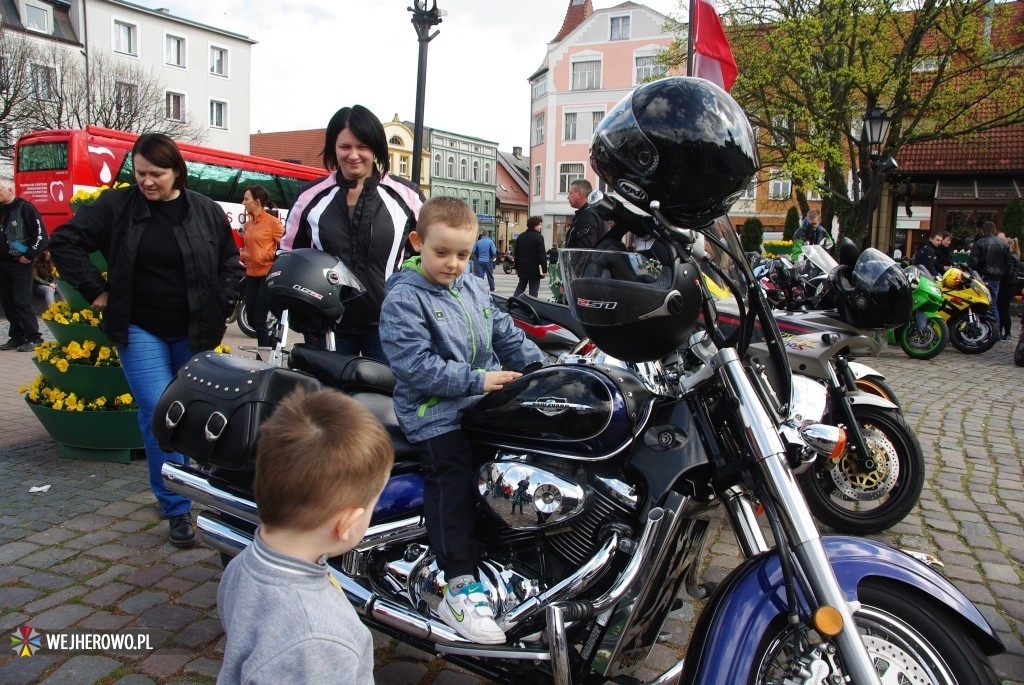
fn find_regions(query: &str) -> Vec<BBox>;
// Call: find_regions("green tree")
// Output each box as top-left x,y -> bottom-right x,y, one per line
741,217 -> 765,252
665,0 -> 1024,246
783,206 -> 801,241
1003,198 -> 1024,241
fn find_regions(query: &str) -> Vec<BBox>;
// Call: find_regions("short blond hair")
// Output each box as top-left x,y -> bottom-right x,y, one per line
254,388 -> 393,530
416,196 -> 477,240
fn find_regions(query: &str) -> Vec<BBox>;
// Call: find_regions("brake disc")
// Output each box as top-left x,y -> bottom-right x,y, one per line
827,423 -> 899,501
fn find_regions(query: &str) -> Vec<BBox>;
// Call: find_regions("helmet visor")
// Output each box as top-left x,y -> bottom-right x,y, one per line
560,249 -> 674,326
594,98 -> 660,178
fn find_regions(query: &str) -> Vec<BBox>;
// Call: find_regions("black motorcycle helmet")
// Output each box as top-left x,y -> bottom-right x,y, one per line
265,249 -> 366,334
590,76 -> 759,228
830,248 -> 912,330
561,243 -> 702,362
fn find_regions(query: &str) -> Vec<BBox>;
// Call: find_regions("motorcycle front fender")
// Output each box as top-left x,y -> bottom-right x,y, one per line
682,536 -> 1002,683
844,389 -> 899,412
845,360 -> 882,381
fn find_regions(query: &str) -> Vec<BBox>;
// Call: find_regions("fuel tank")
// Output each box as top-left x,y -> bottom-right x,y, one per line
463,363 -> 652,460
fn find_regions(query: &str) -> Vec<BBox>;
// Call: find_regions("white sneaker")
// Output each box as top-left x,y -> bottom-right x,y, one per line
437,582 -> 506,644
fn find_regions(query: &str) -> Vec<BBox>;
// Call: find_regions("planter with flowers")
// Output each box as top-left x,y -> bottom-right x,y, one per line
21,294 -> 144,463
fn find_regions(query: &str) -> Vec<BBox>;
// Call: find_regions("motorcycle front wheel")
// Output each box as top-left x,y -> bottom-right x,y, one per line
897,317 -> 949,360
799,405 -> 924,534
503,261 -> 514,274
853,374 -> 902,410
948,311 -> 997,354
750,580 -> 998,684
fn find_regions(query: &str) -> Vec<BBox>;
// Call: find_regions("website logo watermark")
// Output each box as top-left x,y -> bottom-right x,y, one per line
10,627 -> 153,657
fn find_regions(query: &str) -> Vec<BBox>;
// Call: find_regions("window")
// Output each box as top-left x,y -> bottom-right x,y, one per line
16,141 -> 68,172
460,158 -> 467,181
30,64 -> 56,101
572,60 -> 601,90
610,16 -> 630,40
25,4 -> 48,32
472,160 -> 480,182
165,91 -> 184,121
532,113 -> 545,145
210,46 -> 228,76
433,153 -> 441,177
531,74 -> 547,100
740,179 -> 756,201
564,112 -> 577,141
472,198 -> 479,213
559,163 -> 585,194
635,55 -> 667,83
165,35 -> 186,67
209,99 -> 227,129
771,115 -> 792,146
114,81 -> 138,114
564,108 -> 603,142
389,135 -> 403,145
484,162 -> 491,184
114,21 -> 138,56
913,58 -> 939,72
447,156 -> 455,177
399,156 -> 409,176
768,170 -> 792,200
533,165 -> 541,196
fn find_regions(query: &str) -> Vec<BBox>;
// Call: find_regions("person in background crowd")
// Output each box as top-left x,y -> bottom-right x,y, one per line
50,133 -> 243,547
935,232 -> 954,275
281,104 -> 423,361
472,229 -> 497,292
968,220 -> 1010,334
0,177 -> 47,352
565,179 -> 607,249
996,232 -> 1020,340
913,231 -> 946,277
239,185 -> 284,347
513,216 -> 547,298
792,209 -> 832,258
33,249 -> 62,307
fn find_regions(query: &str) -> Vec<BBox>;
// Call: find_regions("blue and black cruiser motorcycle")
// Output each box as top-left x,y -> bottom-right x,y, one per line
161,77 -> 1002,684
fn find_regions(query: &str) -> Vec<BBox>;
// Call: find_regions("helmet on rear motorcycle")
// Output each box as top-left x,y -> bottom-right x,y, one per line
830,248 -> 912,331
589,76 -> 759,228
265,249 -> 365,334
942,268 -> 966,289
560,244 -> 701,363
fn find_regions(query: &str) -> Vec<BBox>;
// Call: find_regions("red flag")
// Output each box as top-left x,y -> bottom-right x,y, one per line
692,0 -> 737,91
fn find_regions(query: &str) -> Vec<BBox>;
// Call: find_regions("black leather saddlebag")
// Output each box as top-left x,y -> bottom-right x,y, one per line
153,352 -> 320,470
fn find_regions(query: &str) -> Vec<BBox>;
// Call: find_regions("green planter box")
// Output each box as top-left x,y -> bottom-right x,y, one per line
33,360 -> 131,399
55,280 -> 92,312
42,319 -> 112,348
25,398 -> 143,463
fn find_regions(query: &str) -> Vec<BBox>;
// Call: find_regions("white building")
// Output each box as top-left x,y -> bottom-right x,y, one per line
2,0 -> 253,161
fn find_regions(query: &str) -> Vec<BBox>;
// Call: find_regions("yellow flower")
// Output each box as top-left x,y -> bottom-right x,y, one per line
97,347 -> 110,361
18,384 -> 27,394
116,393 -> 134,406
54,358 -> 70,373
214,344 -> 231,353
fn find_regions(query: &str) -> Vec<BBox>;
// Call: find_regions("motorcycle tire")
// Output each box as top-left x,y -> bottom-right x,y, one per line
853,374 -> 902,411
503,261 -> 514,275
948,311 -> 998,354
236,300 -> 258,338
1015,339 -> 1024,367
798,405 -> 924,534
749,579 -> 999,684
897,317 -> 949,361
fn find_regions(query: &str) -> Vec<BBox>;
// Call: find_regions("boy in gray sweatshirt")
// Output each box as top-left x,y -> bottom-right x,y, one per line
217,388 -> 394,684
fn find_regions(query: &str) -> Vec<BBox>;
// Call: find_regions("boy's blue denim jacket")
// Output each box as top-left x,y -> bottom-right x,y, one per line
380,257 -> 545,443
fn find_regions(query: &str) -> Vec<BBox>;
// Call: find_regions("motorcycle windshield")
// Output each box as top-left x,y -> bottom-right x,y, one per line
801,244 -> 838,276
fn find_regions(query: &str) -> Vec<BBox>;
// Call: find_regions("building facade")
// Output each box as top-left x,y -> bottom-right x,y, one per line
428,127 -> 499,234
496,147 -> 530,252
383,115 -> 431,197
529,0 -> 678,246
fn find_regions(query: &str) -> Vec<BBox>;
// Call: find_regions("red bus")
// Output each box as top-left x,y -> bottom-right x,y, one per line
13,126 -> 325,237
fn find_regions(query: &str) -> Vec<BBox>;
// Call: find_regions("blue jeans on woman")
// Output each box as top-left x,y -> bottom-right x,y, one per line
119,325 -> 194,518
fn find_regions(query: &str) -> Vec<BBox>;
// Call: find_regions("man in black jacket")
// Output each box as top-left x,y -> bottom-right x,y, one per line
913,231 -> 946,277
0,178 -> 46,352
565,180 -> 607,249
968,220 -> 1010,332
513,216 -> 547,298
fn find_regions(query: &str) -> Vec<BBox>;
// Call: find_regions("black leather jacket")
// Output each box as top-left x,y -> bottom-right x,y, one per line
968,233 -> 1010,279
49,186 -> 242,350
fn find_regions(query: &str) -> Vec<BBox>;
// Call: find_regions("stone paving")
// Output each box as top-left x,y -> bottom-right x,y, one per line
0,269 -> 1021,684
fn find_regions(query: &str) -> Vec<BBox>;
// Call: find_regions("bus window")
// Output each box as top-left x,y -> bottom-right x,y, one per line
186,161 -> 241,200
235,169 -> 310,209
18,142 -> 69,172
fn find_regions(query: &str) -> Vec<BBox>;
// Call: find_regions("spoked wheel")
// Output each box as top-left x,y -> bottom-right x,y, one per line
798,406 -> 924,534
750,581 -> 999,684
853,374 -> 902,410
948,311 -> 997,354
897,317 -> 949,360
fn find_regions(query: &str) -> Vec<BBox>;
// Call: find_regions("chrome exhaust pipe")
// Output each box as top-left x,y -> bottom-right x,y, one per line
195,512 -> 250,557
162,463 -> 259,524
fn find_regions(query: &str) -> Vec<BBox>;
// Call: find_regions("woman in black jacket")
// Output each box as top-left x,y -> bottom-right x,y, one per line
513,216 -> 547,298
50,133 -> 243,548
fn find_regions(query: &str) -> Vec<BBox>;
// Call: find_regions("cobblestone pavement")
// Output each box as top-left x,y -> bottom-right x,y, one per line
1,270 -> 1022,684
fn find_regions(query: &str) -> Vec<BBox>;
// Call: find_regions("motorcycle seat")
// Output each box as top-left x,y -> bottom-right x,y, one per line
513,295 -> 586,340
350,392 -> 420,462
288,343 -> 397,395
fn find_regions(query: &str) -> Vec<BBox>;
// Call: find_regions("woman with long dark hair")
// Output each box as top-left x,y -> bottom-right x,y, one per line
281,105 -> 423,361
50,133 -> 243,547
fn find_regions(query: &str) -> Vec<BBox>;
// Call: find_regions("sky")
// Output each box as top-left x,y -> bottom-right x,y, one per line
150,0 -> 686,152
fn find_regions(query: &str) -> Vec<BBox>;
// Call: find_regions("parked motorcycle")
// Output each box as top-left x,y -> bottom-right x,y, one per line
225,275 -> 278,341
886,265 -> 949,360
937,267 -> 998,354
161,78 -> 1002,683
501,250 -> 516,274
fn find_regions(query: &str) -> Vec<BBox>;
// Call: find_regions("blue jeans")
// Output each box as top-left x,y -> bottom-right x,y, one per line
983,278 -> 1001,332
119,325 -> 194,518
475,261 -> 496,291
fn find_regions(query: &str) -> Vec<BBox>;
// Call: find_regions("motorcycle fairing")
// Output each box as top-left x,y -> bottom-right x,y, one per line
681,536 -> 1004,683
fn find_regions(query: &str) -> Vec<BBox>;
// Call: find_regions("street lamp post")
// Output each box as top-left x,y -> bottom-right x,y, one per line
862,105 -> 893,249
408,1 -> 444,189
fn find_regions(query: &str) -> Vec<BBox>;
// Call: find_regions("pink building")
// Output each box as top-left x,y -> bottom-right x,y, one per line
529,0 -> 680,245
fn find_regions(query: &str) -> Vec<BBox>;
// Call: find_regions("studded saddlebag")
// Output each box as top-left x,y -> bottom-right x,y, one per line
153,352 -> 320,470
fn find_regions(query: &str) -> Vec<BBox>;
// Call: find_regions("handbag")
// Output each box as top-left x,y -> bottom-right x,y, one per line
153,352 -> 320,470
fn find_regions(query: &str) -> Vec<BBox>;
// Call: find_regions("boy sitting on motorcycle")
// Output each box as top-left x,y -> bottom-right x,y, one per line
380,196 -> 546,644
217,388 -> 394,683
